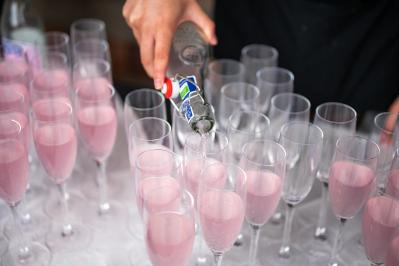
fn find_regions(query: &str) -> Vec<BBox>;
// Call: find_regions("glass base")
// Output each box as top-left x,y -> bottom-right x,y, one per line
3,211 -> 50,242
46,222 -> 92,253
85,201 -> 128,229
44,190 -> 87,220
2,241 -> 51,266
261,242 -> 310,266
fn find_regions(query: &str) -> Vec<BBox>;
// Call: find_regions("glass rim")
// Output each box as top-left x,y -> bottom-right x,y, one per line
75,81 -> 115,103
271,92 -> 311,115
242,139 -> 286,167
335,135 -> 380,162
280,121 -> 324,146
0,118 -> 22,136
129,117 -> 172,142
374,112 -> 397,135
200,161 -> 247,190
208,59 -> 246,77
228,109 -> 270,133
135,147 -> 177,171
71,18 -> 106,33
31,98 -> 74,123
45,31 -> 70,49
256,66 -> 294,86
73,39 -> 109,52
241,44 -> 278,62
73,58 -> 111,79
184,130 -> 229,155
125,88 -> 165,111
0,87 -> 26,112
315,102 -> 357,125
220,82 -> 260,103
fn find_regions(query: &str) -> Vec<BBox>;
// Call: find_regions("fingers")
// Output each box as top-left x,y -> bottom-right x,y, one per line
153,27 -> 174,89
386,96 -> 399,132
186,1 -> 217,45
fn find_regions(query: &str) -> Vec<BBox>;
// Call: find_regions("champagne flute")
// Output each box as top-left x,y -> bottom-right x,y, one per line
362,193 -> 399,265
44,31 -> 72,67
198,162 -> 247,266
0,118 -> 51,266
371,112 -> 398,193
172,108 -> 192,156
0,43 -> 30,88
219,82 -> 259,131
143,189 -> 196,266
204,59 -> 245,116
387,148 -> 399,198
73,39 -> 111,64
240,44 -> 278,85
315,136 -> 379,266
70,18 -> 107,45
255,67 -> 294,114
264,122 -> 323,266
299,102 -> 357,256
239,140 -> 286,266
75,80 -> 121,220
184,131 -> 228,265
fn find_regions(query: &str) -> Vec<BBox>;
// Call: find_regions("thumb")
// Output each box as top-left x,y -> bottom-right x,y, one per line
186,2 -> 218,45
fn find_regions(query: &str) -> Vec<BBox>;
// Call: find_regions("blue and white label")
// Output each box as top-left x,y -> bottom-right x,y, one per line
181,97 -> 194,123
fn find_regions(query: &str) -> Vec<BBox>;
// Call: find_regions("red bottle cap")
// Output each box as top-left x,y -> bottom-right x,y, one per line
161,78 -> 173,99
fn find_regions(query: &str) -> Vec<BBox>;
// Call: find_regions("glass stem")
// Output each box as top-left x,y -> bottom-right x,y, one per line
279,203 -> 295,258
329,218 -> 346,266
57,183 -> 73,237
212,251 -> 223,266
248,224 -> 261,265
10,203 -> 31,261
315,181 -> 329,240
196,223 -> 207,265
96,160 -> 110,215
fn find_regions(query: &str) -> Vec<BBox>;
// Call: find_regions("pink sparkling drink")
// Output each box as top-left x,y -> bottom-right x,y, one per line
34,124 -> 77,184
0,83 -> 29,110
0,57 -> 29,84
362,196 -> 399,263
245,170 -> 282,225
329,160 -> 375,218
198,190 -> 245,252
0,112 -> 30,150
137,177 -> 181,218
385,235 -> 399,266
146,212 -> 195,266
77,105 -> 117,160
387,170 -> 399,199
0,140 -> 28,204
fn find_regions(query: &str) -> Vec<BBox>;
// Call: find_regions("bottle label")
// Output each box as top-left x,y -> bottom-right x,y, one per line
178,75 -> 197,100
181,97 -> 194,123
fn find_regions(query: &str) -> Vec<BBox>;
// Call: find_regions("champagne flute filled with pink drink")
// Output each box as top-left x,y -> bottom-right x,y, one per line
143,189 -> 196,266
385,233 -> 399,266
239,139 -> 286,266
183,131 -> 229,266
32,100 -> 92,252
198,162 -> 247,266
387,149 -> 399,199
0,43 -> 30,89
0,118 -> 51,266
362,193 -> 399,265
75,79 -> 120,219
320,136 -> 379,266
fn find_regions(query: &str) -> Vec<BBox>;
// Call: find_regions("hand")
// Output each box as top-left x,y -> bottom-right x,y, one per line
123,0 -> 217,89
387,96 -> 399,131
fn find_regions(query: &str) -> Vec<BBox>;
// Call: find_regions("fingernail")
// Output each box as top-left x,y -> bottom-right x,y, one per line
154,78 -> 163,90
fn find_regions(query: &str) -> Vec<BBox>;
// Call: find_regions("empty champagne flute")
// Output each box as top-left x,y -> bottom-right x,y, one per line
268,93 -> 311,141
239,140 -> 286,266
44,31 -> 72,67
204,59 -> 245,116
226,110 -> 270,164
143,189 -> 196,266
70,18 -> 107,45
300,102 -> 357,255
0,118 -> 51,266
198,162 -> 247,266
219,82 -> 259,131
32,99 -> 92,252
315,136 -> 379,266
75,80 -> 121,220
255,67 -> 294,114
387,148 -> 399,198
264,122 -> 323,266
362,193 -> 399,265
371,112 -> 398,193
172,108 -> 192,156
73,39 -> 111,64
240,44 -> 278,85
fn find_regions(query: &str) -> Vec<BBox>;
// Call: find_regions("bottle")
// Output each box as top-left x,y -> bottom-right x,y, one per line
162,74 -> 215,134
1,0 -> 45,68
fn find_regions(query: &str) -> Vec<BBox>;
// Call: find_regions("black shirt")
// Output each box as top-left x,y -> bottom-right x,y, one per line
214,0 -> 399,118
